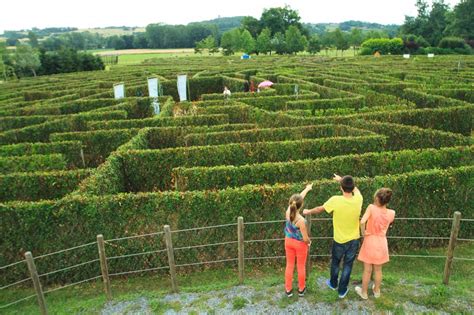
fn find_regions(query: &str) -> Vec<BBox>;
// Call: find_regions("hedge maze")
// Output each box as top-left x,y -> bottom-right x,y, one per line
0,55 -> 473,284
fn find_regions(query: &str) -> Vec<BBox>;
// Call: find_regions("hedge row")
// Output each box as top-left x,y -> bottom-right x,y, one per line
0,154 -> 67,174
240,94 -> 319,111
0,110 -> 128,144
402,88 -> 469,108
50,129 -> 139,167
0,98 -> 120,116
285,95 -> 366,111
0,115 -> 50,132
145,124 -> 257,149
194,104 -> 254,124
92,96 -> 173,119
1,166 -> 472,283
173,146 -> 473,191
426,88 -> 474,103
0,169 -> 92,202
121,135 -> 386,192
0,141 -> 84,167
351,120 -> 470,150
201,88 -> 276,100
182,124 -> 373,147
86,114 -> 229,130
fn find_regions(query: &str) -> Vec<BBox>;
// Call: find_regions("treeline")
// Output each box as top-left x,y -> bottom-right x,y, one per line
0,43 -> 104,79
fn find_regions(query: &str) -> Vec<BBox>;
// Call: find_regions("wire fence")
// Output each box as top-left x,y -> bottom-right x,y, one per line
1,212 -> 472,313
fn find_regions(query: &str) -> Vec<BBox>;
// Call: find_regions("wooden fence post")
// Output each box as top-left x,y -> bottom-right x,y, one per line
164,225 -> 178,292
305,214 -> 312,280
25,252 -> 48,315
97,235 -> 112,300
238,217 -> 244,284
443,211 -> 461,285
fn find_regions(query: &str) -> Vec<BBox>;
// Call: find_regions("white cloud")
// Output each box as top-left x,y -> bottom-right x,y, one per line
0,0 -> 462,34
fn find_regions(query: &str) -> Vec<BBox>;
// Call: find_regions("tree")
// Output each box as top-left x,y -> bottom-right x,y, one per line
27,31 -> 39,48
0,42 -> 6,80
306,35 -> 321,54
240,29 -> 255,54
15,44 -> 40,77
426,0 -> 449,46
271,32 -> 287,55
333,28 -> 350,56
241,16 -> 261,38
447,0 -> 474,40
350,28 -> 364,55
221,29 -> 241,55
260,6 -> 307,36
285,25 -> 306,54
256,28 -> 272,55
195,35 -> 218,54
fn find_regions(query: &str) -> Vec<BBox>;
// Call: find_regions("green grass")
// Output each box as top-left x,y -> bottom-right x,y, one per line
1,244 -> 472,314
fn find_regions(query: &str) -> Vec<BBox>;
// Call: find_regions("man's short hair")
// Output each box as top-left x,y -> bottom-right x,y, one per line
341,175 -> 355,193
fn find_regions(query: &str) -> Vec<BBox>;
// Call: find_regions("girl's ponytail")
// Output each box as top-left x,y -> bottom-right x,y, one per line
288,194 -> 304,223
289,200 -> 298,222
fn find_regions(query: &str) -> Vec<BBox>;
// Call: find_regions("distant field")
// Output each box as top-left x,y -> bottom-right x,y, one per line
76,27 -> 146,36
94,48 -> 358,65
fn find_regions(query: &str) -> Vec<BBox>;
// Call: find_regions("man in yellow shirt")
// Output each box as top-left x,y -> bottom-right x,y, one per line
303,174 -> 363,298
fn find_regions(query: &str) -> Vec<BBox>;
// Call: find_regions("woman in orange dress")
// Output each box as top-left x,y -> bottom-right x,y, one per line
355,188 -> 395,299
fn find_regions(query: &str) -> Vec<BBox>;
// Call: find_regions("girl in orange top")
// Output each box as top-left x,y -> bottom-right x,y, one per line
355,188 -> 395,300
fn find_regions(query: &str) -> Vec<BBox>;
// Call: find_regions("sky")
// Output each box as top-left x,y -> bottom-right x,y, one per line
0,0 -> 462,34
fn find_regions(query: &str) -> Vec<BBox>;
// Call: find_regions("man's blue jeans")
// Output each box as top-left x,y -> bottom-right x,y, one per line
329,239 -> 360,295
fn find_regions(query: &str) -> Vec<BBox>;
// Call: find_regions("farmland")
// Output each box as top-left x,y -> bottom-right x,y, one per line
0,54 -> 473,312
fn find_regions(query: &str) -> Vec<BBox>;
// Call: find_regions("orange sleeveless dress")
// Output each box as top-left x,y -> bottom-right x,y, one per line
358,206 -> 395,265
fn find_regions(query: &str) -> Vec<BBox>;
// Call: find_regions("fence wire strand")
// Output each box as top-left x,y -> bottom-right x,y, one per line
39,259 -> 100,278
106,231 -> 165,243
391,254 -> 446,259
0,277 -> 31,290
0,294 -> 36,309
458,238 -> 474,242
0,260 -> 25,270
388,236 -> 450,240
107,249 -> 167,261
35,241 -> 96,260
453,257 -> 474,261
43,275 -> 102,295
174,241 -> 237,251
245,256 -> 286,260
171,223 -> 237,234
109,266 -> 169,277
175,258 -> 238,267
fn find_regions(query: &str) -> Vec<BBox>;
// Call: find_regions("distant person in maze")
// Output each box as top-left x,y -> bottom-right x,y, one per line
284,183 -> 313,297
223,86 -> 231,99
355,188 -> 395,300
303,174 -> 363,299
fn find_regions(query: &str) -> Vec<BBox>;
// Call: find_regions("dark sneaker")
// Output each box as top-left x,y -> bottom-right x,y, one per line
286,290 -> 293,297
338,288 -> 349,299
325,279 -> 337,291
298,287 -> 306,297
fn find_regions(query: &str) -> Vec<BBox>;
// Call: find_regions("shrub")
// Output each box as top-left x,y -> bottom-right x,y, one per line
0,154 -> 67,174
0,169 -> 92,202
438,37 -> 470,49
173,146 -> 473,191
360,38 -> 404,55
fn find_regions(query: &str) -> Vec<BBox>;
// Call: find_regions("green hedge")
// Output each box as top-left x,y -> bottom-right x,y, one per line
182,125 -> 373,147
0,141 -> 84,167
121,135 -> 386,192
201,88 -> 276,100
352,120 -> 470,150
194,104 -> 253,124
286,95 -> 366,111
145,124 -> 258,149
426,89 -> 474,103
0,115 -> 50,132
0,99 -> 120,116
0,154 -> 67,174
240,94 -> 319,111
403,88 -> 469,108
1,166 -> 472,283
0,110 -> 128,144
173,146 -> 473,191
50,129 -> 139,167
0,169 -> 92,202
87,114 -> 229,130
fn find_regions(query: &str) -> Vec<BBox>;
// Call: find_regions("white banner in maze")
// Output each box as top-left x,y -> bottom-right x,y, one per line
113,83 -> 125,99
177,75 -> 187,101
148,77 -> 159,98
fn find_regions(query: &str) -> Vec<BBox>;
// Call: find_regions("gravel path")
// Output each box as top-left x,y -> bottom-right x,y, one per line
100,276 -> 467,314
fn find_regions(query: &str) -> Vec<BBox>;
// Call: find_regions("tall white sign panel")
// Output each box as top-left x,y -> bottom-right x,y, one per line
148,77 -> 159,98
113,83 -> 125,99
177,75 -> 187,102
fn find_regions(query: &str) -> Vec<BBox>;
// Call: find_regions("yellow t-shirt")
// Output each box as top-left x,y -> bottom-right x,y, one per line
323,192 -> 363,244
